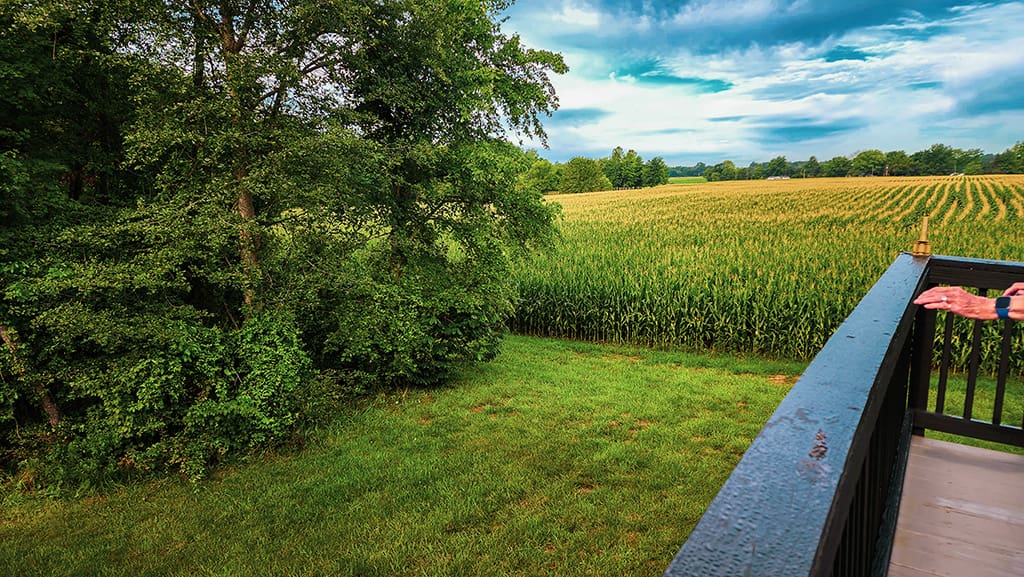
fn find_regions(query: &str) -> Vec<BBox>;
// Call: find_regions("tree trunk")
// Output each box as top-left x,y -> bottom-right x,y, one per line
0,325 -> 63,427
192,12 -> 205,88
236,179 -> 260,309
213,5 -> 261,312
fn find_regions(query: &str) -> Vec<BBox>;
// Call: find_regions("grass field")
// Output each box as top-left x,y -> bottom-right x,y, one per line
515,175 -> 1024,366
2,335 -> 1017,576
0,336 -> 802,577
666,176 -> 707,184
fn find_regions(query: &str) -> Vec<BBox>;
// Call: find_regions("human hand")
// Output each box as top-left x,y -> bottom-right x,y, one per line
1002,282 -> 1024,297
913,286 -> 997,320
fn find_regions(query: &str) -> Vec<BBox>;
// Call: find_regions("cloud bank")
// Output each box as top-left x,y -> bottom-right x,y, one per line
502,0 -> 1024,165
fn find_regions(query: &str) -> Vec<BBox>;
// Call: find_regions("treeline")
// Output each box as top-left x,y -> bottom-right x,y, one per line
670,142 -> 1024,181
0,0 -> 564,487
521,147 -> 670,194
522,141 -> 1024,195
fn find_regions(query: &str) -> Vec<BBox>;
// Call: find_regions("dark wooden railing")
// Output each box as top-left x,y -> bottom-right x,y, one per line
910,255 -> 1024,448
663,252 -> 1024,577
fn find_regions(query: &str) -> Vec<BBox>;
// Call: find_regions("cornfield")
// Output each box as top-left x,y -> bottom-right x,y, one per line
511,175 -> 1024,369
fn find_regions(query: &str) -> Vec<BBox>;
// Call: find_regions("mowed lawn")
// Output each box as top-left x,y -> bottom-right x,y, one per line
0,335 -> 802,577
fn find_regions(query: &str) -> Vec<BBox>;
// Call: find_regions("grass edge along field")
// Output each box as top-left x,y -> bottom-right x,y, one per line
511,175 -> 1024,372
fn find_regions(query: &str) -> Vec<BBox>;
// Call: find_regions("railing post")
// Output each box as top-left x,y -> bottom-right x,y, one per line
907,304 -> 936,436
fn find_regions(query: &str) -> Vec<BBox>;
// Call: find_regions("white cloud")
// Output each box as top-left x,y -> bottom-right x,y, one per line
506,1 -> 1024,165
551,1 -> 602,28
671,0 -> 780,28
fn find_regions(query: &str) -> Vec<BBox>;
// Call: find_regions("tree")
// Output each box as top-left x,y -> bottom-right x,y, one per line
822,156 -> 852,177
884,151 -> 912,176
521,151 -> 561,193
852,149 -> 886,176
989,142 -> 1024,173
560,157 -> 612,193
601,147 -> 625,188
1,0 -> 144,435
642,157 -> 669,187
669,162 -> 706,177
955,148 -> 984,175
801,156 -> 821,178
127,0 -> 566,375
620,149 -> 644,188
765,156 -> 790,177
704,160 -> 738,181
1,0 -> 567,485
911,144 -> 956,175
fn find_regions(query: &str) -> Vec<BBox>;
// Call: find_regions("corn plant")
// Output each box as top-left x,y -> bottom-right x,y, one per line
511,175 -> 1024,372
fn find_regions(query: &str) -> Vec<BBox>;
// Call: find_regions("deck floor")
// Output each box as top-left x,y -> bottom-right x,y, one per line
889,436 -> 1024,577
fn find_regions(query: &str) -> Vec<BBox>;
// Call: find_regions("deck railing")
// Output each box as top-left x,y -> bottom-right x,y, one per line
662,252 -> 1024,577
909,255 -> 1024,448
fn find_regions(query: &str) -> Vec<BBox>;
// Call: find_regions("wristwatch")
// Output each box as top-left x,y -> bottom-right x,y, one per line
996,296 -> 1011,320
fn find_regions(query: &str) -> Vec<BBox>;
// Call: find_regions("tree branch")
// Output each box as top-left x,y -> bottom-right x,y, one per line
237,0 -> 261,50
0,325 -> 62,427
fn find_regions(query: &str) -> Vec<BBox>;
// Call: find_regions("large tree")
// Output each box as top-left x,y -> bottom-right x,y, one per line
642,156 -> 669,187
911,143 -> 957,175
601,146 -> 625,188
822,156 -> 852,177
884,150 -> 912,176
119,0 -> 565,307
560,157 -> 612,193
990,142 -> 1024,173
801,156 -> 821,178
1,0 -> 567,485
852,149 -> 885,176
521,151 -> 561,193
765,155 -> 790,177
621,149 -> 644,188
704,160 -> 737,181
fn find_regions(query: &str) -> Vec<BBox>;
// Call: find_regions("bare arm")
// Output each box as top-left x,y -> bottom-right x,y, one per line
914,285 -> 1024,321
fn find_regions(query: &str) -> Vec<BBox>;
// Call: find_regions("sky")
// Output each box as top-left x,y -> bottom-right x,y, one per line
499,0 -> 1024,166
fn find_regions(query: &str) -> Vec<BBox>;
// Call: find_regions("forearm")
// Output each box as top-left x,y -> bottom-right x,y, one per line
953,293 -> 1023,321
913,286 -> 1024,321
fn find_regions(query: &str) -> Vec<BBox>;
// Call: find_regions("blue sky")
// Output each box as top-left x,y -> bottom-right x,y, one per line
500,0 -> 1024,166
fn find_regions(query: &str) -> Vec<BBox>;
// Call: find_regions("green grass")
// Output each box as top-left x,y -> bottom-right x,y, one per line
666,176 -> 706,184
0,335 -> 802,577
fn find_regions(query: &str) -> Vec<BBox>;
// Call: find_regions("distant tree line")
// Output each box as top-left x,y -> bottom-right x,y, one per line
520,147 -> 670,193
669,142 -> 1024,181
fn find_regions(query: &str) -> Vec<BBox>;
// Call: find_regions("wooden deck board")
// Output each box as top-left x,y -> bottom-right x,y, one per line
889,436 -> 1024,577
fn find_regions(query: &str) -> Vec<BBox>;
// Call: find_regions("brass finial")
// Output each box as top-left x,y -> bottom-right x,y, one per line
911,216 -> 931,257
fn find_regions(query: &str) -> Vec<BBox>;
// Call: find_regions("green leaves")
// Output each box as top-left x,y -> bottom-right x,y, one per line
559,157 -> 612,193
1,0 -> 564,489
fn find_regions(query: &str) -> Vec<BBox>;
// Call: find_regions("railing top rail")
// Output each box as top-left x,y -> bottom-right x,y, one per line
925,254 -> 1024,288
663,252 -> 929,577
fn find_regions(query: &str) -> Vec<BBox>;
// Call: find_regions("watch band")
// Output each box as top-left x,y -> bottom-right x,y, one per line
996,296 -> 1011,320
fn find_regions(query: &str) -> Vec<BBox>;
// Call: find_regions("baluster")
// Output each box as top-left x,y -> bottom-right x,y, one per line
992,320 -> 1013,426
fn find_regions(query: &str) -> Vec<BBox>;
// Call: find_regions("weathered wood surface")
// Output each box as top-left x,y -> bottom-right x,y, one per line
889,436 -> 1024,577
663,253 -> 929,576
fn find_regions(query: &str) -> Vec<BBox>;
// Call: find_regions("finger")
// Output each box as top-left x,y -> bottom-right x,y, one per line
914,290 -> 952,305
1006,282 -> 1024,295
